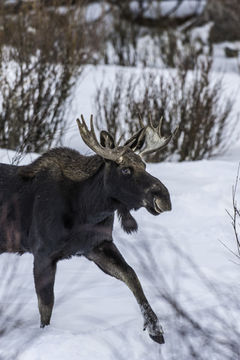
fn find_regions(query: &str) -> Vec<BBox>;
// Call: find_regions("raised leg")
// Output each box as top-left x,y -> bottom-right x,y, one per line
33,256 -> 56,328
85,241 -> 164,344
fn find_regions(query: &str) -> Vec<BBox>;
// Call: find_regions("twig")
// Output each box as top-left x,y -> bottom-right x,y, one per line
226,163 -> 240,258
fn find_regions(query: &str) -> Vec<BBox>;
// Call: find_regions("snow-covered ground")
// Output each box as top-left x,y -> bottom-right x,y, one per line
0,65 -> 240,359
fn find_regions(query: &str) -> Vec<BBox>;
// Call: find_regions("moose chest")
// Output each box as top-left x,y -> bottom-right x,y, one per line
29,180 -> 115,258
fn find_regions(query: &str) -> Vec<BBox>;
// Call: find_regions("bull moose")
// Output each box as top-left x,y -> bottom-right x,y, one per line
0,115 -> 177,344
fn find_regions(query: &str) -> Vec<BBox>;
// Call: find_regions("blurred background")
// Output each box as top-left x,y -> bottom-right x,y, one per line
0,1 -> 240,359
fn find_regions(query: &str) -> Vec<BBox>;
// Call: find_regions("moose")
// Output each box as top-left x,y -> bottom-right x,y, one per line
0,115 -> 177,344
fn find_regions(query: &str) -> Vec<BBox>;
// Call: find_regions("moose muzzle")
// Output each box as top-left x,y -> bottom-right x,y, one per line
145,181 -> 172,216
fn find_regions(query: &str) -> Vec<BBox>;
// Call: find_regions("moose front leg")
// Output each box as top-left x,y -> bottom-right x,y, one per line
33,256 -> 57,328
86,241 -> 164,344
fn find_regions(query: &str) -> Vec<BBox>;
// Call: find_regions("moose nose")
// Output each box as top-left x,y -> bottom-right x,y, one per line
150,182 -> 172,212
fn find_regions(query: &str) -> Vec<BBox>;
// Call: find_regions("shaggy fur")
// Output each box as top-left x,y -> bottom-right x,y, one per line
0,138 -> 171,345
17,147 -> 140,233
18,147 -> 104,181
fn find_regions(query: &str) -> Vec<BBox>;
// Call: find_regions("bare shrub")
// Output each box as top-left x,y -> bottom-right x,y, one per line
104,15 -> 140,67
90,0 -> 209,68
0,2 -> 95,153
156,28 -> 210,70
102,14 -> 208,68
94,58 -> 234,162
94,73 -> 134,139
104,0 -> 204,33
226,164 -> 240,259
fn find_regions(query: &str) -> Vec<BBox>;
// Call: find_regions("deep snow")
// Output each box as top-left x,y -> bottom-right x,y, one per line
0,65 -> 240,359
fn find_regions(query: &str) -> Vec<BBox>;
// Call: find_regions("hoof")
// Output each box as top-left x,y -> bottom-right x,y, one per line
143,318 -> 165,345
40,322 -> 50,328
150,333 -> 165,344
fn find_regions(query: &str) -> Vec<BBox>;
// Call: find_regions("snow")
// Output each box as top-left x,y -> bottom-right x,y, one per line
130,1 -> 206,19
85,3 -> 105,23
158,0 -> 206,18
0,65 -> 240,359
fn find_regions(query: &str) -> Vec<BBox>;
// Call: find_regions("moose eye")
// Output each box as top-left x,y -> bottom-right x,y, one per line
121,167 -> 132,176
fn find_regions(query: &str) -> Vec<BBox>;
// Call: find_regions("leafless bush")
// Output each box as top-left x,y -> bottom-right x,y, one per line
0,2 -> 95,153
104,0 -> 204,33
104,15 -> 140,67
227,164 -> 240,259
94,57 -> 234,162
157,28 -> 211,70
102,14 -> 209,68
0,1 -> 211,69
91,0 -> 209,68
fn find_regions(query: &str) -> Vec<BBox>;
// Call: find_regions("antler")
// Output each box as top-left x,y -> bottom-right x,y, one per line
76,115 -> 127,162
138,114 -> 178,157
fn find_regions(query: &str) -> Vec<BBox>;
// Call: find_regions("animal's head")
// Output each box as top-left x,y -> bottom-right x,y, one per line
77,115 -> 178,233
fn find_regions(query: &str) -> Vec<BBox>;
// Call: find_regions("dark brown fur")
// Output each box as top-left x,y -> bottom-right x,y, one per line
18,147 -> 104,181
0,137 -> 172,345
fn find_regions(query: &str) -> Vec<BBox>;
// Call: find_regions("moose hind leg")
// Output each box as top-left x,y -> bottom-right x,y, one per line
86,241 -> 164,344
33,257 -> 56,328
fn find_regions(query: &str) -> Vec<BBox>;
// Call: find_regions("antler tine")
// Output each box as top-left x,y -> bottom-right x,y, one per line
172,125 -> 179,138
138,112 -> 144,128
148,113 -> 154,129
157,116 -> 163,136
89,114 -> 99,144
138,114 -> 179,157
78,114 -> 104,152
77,117 -> 86,138
116,134 -> 124,147
79,115 -> 90,137
77,115 -> 127,162
80,114 -> 101,147
76,117 -> 81,130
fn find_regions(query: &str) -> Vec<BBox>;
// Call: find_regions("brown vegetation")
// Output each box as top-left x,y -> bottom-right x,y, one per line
0,1 -> 99,153
95,57 -> 234,162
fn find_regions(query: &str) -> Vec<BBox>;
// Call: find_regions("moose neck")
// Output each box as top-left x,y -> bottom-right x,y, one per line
76,164 -> 116,224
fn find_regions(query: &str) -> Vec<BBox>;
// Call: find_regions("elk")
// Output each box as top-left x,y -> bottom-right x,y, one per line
0,115 -> 177,344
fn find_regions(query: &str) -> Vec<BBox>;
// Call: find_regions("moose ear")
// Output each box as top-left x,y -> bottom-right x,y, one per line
100,131 -> 115,149
124,128 -> 146,152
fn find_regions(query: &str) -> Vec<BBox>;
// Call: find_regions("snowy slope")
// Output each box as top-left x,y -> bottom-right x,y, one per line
0,65 -> 240,359
0,157 -> 239,359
